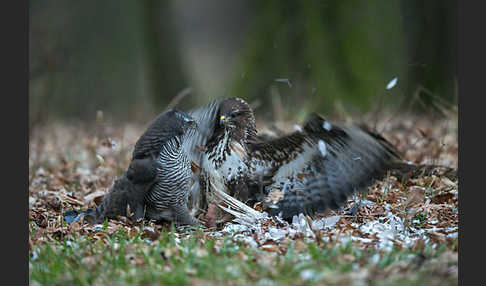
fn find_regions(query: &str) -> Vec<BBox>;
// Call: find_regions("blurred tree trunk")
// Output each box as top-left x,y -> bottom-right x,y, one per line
401,0 -> 457,111
140,0 -> 188,110
29,0 -> 189,125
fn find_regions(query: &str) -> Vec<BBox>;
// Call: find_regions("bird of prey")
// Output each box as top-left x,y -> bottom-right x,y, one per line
84,108 -> 209,225
199,97 -> 403,221
200,98 -> 258,204
111,98 -> 224,223
68,99 -> 224,226
74,97 -> 455,227
128,108 -> 201,225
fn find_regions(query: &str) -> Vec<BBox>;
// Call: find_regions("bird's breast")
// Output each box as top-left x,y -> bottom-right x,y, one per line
202,141 -> 248,183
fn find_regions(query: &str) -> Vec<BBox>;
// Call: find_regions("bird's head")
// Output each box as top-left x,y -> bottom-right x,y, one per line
169,109 -> 198,134
217,97 -> 257,142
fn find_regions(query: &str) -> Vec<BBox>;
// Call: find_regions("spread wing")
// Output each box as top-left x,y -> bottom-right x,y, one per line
263,114 -> 401,220
245,114 -> 350,188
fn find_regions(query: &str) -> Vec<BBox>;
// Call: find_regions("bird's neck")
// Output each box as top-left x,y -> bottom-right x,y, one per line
215,128 -> 236,158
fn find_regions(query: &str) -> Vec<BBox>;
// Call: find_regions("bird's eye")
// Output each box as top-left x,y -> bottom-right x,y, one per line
230,111 -> 240,118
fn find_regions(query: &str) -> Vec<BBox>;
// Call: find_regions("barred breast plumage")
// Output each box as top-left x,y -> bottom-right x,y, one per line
143,136 -> 197,224
132,100 -> 224,225
72,100 -> 226,225
84,109 -> 201,225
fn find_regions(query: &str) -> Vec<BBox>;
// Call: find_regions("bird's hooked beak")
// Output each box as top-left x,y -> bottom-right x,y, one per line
187,119 -> 205,136
188,119 -> 197,128
186,119 -> 199,132
220,115 -> 228,126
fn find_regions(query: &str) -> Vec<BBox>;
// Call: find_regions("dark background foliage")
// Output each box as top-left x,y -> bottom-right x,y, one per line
29,0 -> 456,128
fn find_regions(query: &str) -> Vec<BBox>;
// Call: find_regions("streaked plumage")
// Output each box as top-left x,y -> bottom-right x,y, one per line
200,97 -> 402,221
199,98 -> 258,208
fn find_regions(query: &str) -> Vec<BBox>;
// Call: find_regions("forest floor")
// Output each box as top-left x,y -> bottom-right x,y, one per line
29,109 -> 458,286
